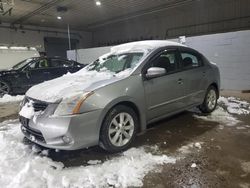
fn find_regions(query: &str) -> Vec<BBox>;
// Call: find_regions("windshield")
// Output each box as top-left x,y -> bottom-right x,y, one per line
12,58 -> 34,70
87,53 -> 144,73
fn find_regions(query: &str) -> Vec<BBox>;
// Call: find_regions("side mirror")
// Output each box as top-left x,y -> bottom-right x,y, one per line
145,67 -> 166,79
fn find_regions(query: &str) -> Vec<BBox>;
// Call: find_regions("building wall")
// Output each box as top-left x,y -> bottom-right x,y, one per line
67,46 -> 111,64
92,0 -> 250,47
0,49 -> 40,69
174,30 -> 250,91
0,23 -> 93,52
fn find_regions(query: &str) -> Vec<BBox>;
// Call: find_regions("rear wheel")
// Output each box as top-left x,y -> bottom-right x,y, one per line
99,105 -> 139,153
0,81 -> 10,97
199,85 -> 218,113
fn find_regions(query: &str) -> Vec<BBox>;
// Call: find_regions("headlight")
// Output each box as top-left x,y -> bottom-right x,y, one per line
54,91 -> 94,116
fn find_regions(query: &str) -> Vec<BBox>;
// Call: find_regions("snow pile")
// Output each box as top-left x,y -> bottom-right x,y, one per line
19,100 -> 35,119
87,160 -> 102,165
218,96 -> 250,115
178,142 -> 203,154
194,106 -> 240,126
0,120 -> 176,188
194,142 -> 202,149
0,94 -> 24,104
191,163 -> 197,168
241,161 -> 250,173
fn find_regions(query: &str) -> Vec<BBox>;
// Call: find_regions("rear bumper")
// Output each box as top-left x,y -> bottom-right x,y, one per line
20,109 -> 102,150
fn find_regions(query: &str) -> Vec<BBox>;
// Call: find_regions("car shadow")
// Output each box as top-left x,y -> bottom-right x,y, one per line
23,110 -> 218,167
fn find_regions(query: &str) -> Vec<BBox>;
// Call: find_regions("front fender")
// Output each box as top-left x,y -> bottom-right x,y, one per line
96,96 -> 147,137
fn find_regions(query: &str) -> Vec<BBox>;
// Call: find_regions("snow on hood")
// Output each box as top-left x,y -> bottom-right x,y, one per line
26,69 -> 123,103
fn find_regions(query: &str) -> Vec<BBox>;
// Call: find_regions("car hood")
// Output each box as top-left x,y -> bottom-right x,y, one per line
0,69 -> 17,76
26,70 -> 126,103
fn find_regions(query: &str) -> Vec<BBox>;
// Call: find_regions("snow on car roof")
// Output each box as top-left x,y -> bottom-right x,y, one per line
111,40 -> 185,53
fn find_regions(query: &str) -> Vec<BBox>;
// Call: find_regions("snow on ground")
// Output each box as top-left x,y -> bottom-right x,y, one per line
193,96 -> 250,126
191,163 -> 197,168
0,120 -> 176,188
218,96 -> 250,115
0,94 -> 24,104
193,106 -> 240,126
178,142 -> 203,155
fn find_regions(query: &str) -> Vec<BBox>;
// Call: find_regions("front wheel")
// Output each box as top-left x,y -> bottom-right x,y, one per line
0,81 -> 10,97
199,86 -> 218,113
99,105 -> 139,153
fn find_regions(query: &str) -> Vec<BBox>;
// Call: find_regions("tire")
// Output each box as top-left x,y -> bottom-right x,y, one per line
0,80 -> 10,97
199,85 -> 218,113
99,105 -> 139,153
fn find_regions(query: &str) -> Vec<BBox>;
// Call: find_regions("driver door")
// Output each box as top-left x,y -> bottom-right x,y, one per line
143,49 -> 186,121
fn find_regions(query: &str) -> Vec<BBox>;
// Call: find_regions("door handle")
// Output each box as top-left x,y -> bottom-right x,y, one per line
178,78 -> 183,85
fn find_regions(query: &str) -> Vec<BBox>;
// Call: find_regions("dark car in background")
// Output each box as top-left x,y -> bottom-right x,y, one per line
0,57 -> 86,96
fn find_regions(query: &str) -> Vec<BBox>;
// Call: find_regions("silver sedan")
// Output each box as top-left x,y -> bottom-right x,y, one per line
19,40 -> 220,152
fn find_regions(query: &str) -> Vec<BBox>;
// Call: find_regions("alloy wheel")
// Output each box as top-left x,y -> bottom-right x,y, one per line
206,89 -> 217,110
108,112 -> 135,147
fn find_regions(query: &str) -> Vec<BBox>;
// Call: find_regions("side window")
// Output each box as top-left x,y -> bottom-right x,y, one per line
27,59 -> 49,69
50,59 -> 73,68
180,52 -> 202,69
150,50 -> 177,73
28,62 -> 36,69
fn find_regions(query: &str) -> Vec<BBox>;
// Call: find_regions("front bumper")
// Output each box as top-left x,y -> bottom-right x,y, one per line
20,109 -> 102,150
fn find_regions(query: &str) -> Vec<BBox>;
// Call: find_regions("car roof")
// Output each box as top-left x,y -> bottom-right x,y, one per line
32,56 -> 75,61
111,40 -> 186,53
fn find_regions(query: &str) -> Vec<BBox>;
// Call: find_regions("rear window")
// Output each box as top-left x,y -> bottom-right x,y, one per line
50,59 -> 74,68
180,52 -> 202,69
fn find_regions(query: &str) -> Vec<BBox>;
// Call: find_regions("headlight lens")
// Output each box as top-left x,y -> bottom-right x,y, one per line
54,91 -> 94,116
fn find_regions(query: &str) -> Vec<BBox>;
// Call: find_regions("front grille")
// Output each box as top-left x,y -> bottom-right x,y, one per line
33,102 -> 48,112
20,116 -> 46,143
25,97 -> 49,112
20,115 -> 29,127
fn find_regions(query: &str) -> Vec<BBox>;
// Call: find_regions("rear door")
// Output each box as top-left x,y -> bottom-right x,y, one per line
179,48 -> 207,106
48,59 -> 75,80
143,48 -> 187,121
